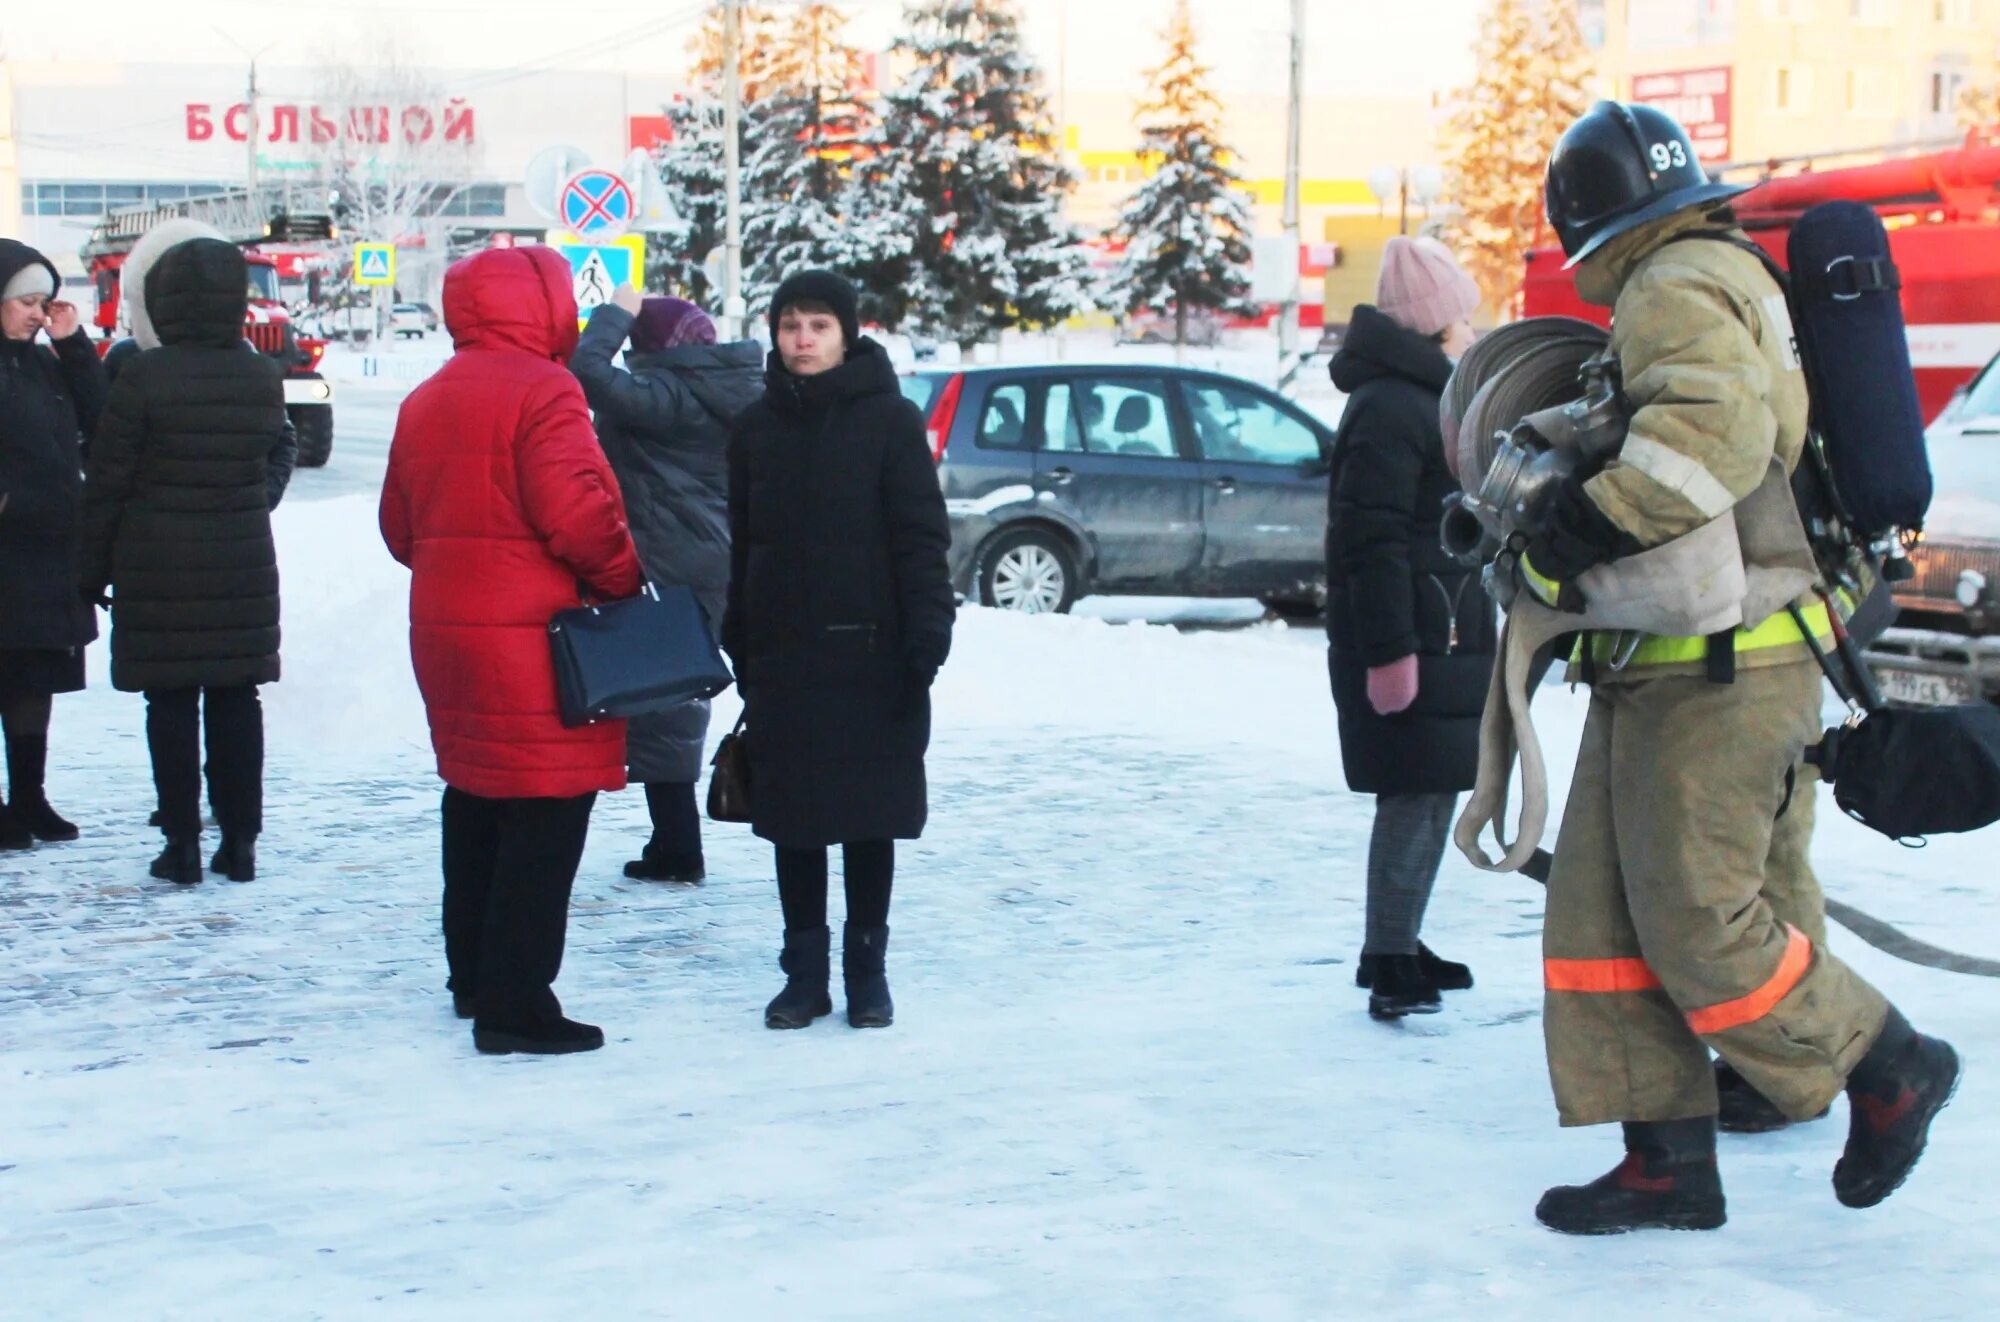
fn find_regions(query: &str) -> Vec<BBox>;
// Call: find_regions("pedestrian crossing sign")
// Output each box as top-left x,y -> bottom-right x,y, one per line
354,243 -> 396,287
550,232 -> 647,325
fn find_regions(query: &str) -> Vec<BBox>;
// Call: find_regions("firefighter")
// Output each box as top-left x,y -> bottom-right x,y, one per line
1525,101 -> 1961,1234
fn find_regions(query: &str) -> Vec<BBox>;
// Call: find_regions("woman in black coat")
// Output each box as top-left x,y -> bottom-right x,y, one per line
570,289 -> 762,883
0,239 -> 106,851
722,271 -> 954,1032
1325,237 -> 1496,1019
82,237 -> 294,886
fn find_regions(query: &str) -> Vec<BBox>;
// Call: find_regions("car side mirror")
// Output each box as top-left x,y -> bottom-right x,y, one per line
1299,456 -> 1332,479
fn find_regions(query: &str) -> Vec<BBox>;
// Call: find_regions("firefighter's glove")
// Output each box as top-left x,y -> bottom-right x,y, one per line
1524,476 -> 1640,586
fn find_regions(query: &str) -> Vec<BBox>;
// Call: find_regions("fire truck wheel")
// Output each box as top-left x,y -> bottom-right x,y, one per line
291,404 -> 334,468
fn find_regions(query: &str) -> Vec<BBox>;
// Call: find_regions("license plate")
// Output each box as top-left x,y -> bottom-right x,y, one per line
1872,664 -> 1978,708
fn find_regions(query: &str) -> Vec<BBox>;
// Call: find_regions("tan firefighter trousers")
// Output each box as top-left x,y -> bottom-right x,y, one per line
1543,659 -> 1890,1126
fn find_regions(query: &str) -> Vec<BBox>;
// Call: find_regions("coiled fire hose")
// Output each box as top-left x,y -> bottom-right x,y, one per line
1439,320 -> 1611,874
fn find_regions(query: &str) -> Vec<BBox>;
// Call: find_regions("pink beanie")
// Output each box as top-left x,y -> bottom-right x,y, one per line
1375,236 -> 1482,337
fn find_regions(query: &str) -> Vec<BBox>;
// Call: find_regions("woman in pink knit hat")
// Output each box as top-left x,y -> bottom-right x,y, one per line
1323,235 -> 1497,1019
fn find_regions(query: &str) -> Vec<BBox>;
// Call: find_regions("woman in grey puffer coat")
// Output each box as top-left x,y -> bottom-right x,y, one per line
570,288 -> 762,881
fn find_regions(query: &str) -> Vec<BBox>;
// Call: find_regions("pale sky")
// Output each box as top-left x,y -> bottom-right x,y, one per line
4,0 -> 1484,101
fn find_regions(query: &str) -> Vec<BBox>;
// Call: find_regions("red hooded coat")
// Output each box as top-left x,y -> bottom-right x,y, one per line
380,246 -> 643,799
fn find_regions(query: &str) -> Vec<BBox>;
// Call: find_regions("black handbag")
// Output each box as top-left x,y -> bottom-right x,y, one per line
548,583 -> 733,728
707,714 -> 752,823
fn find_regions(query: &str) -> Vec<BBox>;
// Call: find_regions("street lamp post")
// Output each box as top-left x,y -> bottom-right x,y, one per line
1366,165 -> 1445,236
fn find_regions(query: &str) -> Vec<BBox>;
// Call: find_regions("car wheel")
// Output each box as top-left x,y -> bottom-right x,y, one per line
290,402 -> 334,468
978,528 -> 1080,615
1260,593 -> 1324,622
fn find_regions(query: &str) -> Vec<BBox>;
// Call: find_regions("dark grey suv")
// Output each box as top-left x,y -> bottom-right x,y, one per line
901,364 -> 1334,615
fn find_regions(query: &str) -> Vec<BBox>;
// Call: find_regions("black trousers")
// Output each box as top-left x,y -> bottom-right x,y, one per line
441,787 -> 597,1029
776,841 -> 894,930
144,686 -> 263,838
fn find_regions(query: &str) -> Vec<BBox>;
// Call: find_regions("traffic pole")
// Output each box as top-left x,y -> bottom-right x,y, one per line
1278,0 -> 1305,394
721,0 -> 746,340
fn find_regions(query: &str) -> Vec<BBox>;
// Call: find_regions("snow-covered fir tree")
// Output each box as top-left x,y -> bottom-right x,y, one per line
1104,0 -> 1255,346
1442,0 -> 1592,314
648,95 -> 730,310
858,0 -> 1094,346
738,5 -> 901,315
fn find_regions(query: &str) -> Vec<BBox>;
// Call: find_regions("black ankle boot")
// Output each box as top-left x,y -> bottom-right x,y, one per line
765,926 -> 833,1030
1355,942 -> 1473,992
6,734 -> 75,842
623,843 -> 705,882
843,923 -> 893,1028
473,1016 -> 605,1055
1536,1118 -> 1727,1234
1366,953 -> 1442,1019
1835,1008 -> 1960,1209
0,801 -> 31,852
211,835 -> 257,882
150,836 -> 203,886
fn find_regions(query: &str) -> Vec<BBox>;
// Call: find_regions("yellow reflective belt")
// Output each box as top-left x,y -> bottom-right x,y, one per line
1581,599 -> 1833,668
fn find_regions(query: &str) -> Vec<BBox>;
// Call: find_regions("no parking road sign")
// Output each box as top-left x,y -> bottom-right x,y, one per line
353,243 -> 396,286
559,170 -> 636,240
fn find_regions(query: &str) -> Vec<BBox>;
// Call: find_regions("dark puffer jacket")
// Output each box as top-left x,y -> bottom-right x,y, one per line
1325,304 -> 1498,796
0,240 -> 105,656
723,337 -> 955,848
82,238 -> 292,693
570,304 -> 762,784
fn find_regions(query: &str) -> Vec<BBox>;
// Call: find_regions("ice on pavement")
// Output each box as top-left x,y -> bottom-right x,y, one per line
6,416 -> 1999,1319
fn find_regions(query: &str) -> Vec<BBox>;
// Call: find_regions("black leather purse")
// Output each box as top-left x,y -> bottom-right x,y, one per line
548,583 -> 733,728
707,714 -> 752,823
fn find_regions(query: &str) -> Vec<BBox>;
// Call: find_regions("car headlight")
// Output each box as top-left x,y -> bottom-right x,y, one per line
1957,569 -> 1989,609
312,382 -> 332,401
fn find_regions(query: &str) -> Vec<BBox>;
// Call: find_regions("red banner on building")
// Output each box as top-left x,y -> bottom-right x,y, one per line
1631,66 -> 1733,165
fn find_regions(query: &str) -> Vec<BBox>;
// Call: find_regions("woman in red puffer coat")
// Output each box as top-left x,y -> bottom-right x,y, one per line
380,245 -> 642,1057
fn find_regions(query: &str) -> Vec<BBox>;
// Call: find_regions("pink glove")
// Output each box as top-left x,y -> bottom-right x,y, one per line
1366,654 -> 1419,716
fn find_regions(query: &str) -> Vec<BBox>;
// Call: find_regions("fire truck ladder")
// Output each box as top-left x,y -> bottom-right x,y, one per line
80,188 -> 337,261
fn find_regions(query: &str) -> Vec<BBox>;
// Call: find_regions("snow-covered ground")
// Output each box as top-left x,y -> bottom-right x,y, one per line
6,370 -> 1999,1320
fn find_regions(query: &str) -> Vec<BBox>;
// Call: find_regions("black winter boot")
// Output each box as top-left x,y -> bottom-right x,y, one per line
211,835 -> 258,882
1357,942 -> 1473,993
7,735 -> 76,842
0,801 -> 31,852
624,844 -> 705,883
765,927 -> 834,1030
150,836 -> 203,886
1536,1118 -> 1727,1234
1366,953 -> 1442,1019
473,1017 -> 605,1055
843,923 -> 894,1029
1717,1059 -> 1826,1133
1834,1008 -> 1960,1209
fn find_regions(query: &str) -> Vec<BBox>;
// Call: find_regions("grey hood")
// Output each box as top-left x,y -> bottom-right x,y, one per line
122,218 -> 229,350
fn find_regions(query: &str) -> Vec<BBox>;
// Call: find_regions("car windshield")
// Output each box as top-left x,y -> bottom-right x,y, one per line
1959,361 -> 2000,421
1922,430 -> 2000,538
246,264 -> 281,304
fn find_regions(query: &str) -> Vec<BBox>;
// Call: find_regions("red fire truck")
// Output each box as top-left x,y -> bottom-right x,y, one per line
1523,132 -> 2000,423
81,191 -> 339,467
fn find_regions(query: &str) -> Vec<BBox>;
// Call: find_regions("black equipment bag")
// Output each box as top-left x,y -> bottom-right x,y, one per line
1785,201 -> 1933,540
1809,702 -> 2000,841
549,583 -> 733,728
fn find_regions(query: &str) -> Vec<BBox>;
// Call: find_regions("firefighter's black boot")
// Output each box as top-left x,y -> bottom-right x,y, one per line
1717,1059 -> 1827,1134
1536,1118 -> 1727,1234
764,927 -> 833,1030
1834,1008 -> 1960,1209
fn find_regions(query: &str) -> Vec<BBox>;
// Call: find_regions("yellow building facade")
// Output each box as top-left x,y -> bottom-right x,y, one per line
1586,0 -> 2000,168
